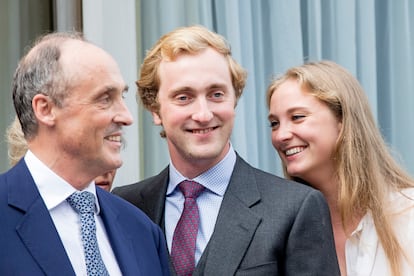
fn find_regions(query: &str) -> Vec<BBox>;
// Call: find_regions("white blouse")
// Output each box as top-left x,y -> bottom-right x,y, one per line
346,188 -> 414,276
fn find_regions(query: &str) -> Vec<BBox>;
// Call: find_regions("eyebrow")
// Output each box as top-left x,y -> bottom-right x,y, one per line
207,83 -> 229,91
267,113 -> 277,121
102,84 -> 129,94
208,83 -> 227,89
285,106 -> 309,113
267,106 -> 309,120
171,83 -> 228,93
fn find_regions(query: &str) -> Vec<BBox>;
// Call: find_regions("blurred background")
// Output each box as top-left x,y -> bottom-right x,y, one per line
1,0 -> 413,188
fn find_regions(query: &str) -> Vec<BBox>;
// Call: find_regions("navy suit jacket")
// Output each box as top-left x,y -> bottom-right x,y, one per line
0,159 -> 170,276
113,154 -> 340,275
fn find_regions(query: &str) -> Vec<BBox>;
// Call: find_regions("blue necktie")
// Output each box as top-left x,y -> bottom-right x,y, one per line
67,191 -> 109,276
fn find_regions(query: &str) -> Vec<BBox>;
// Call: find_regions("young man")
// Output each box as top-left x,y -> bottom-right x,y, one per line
113,25 -> 340,275
0,32 -> 169,275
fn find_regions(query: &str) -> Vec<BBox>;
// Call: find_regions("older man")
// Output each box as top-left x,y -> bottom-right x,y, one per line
0,32 -> 169,276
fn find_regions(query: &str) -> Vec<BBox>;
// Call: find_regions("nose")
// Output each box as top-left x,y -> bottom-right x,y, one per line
272,122 -> 293,146
115,100 -> 134,126
191,98 -> 213,122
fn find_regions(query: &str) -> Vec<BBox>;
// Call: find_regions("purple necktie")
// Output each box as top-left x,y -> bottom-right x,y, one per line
171,180 -> 205,276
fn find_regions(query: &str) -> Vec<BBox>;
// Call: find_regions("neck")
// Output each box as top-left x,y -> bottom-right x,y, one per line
170,143 -> 231,179
28,146 -> 96,191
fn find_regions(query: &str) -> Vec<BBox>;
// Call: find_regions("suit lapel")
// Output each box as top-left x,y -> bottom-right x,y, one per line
201,156 -> 262,275
9,161 -> 75,275
137,167 -> 187,275
137,167 -> 169,226
137,169 -> 177,274
137,161 -> 261,275
98,190 -> 141,275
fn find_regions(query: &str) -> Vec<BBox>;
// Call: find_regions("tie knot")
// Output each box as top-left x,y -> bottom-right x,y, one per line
67,191 -> 95,214
179,180 -> 204,199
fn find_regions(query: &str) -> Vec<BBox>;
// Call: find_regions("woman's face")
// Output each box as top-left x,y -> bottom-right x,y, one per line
268,79 -> 342,185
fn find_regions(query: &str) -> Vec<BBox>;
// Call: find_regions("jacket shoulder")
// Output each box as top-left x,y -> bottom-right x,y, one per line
112,166 -> 169,205
234,155 -> 322,200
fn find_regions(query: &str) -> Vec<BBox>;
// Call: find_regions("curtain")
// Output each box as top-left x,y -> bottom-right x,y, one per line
1,0 -> 413,183
136,0 -> 414,179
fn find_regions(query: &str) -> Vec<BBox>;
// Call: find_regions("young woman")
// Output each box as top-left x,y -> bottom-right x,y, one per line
267,60 -> 414,276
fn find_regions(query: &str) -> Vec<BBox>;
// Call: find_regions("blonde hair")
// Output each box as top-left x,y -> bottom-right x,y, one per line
137,25 -> 247,137
6,117 -> 28,166
266,60 -> 414,276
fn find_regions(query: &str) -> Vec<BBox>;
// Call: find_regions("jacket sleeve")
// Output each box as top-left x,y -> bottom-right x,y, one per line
285,190 -> 341,276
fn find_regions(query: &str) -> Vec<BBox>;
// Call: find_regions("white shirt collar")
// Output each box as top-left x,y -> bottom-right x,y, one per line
24,150 -> 100,213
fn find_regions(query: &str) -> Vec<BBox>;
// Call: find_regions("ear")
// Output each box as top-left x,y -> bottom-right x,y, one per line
32,94 -> 56,126
336,119 -> 342,133
152,111 -> 162,125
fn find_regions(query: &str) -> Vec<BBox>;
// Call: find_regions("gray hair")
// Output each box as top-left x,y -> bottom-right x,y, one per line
12,32 -> 85,140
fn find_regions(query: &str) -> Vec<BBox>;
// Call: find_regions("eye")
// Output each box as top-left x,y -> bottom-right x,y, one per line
269,120 -> 279,129
99,94 -> 111,104
176,94 -> 189,101
173,93 -> 193,105
212,91 -> 224,98
292,114 -> 305,121
208,89 -> 225,101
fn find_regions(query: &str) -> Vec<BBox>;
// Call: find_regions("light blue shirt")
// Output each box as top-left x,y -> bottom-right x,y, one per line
165,145 -> 236,264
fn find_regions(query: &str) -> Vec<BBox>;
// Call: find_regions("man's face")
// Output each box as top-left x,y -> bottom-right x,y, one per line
153,48 -> 236,176
53,42 -> 133,175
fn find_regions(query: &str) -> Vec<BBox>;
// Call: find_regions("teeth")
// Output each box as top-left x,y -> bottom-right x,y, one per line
106,135 -> 121,142
285,147 -> 304,156
193,128 -> 213,134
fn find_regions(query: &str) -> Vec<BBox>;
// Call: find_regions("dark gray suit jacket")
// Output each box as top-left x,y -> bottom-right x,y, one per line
113,155 -> 340,275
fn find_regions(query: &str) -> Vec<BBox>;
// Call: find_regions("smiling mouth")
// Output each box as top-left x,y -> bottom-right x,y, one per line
191,127 -> 217,134
285,146 -> 305,156
105,135 -> 121,142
